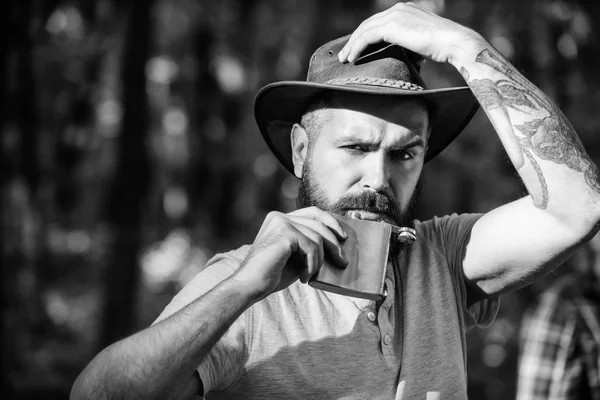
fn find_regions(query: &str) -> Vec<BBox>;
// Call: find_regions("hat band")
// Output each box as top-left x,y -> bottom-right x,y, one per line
325,77 -> 424,91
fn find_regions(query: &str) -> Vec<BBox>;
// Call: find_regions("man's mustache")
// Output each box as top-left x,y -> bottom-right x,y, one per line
329,191 -> 402,222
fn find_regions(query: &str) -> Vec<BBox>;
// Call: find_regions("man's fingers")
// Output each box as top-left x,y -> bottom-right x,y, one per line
339,20 -> 380,62
340,20 -> 366,58
344,25 -> 388,63
341,12 -> 400,63
339,3 -> 433,63
339,11 -> 388,61
289,216 -> 348,269
287,225 -> 321,284
289,207 -> 348,240
294,225 -> 325,282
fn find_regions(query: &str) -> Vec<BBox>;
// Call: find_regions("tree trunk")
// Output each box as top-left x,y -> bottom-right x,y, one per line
100,0 -> 153,348
2,0 -> 43,392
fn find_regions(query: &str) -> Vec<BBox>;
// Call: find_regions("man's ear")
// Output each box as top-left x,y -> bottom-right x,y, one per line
291,123 -> 309,178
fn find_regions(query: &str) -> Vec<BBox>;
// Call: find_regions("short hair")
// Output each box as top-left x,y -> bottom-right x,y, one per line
299,91 -> 435,145
300,92 -> 334,144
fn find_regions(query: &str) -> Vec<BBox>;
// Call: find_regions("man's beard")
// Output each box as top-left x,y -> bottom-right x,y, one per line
297,159 -> 422,259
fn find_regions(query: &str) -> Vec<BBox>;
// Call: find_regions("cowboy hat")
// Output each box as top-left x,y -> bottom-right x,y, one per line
254,34 -> 480,174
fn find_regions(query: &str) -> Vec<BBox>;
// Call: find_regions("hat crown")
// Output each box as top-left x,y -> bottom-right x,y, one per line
306,35 -> 427,89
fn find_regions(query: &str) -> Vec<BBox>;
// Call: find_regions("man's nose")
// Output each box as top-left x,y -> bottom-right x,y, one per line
360,153 -> 391,193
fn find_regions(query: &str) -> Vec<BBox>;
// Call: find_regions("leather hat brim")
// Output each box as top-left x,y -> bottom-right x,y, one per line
254,81 -> 480,175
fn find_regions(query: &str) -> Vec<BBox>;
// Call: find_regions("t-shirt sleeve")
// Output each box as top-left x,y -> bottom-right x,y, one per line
152,246 -> 250,394
425,213 -> 500,329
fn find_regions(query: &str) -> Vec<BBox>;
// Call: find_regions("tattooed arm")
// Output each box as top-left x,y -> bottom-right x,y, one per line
458,48 -> 600,207
453,43 -> 600,296
339,2 -> 600,297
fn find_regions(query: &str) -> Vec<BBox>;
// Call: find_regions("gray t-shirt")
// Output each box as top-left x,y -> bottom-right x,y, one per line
155,213 -> 499,399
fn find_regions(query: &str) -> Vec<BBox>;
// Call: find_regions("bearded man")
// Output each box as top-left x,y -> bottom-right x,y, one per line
71,3 -> 600,399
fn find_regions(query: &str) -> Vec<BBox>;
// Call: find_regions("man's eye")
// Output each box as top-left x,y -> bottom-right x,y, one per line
392,150 -> 413,160
344,145 -> 368,152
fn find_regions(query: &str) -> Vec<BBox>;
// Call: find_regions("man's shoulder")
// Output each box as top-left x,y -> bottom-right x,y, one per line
181,245 -> 251,291
153,244 -> 251,325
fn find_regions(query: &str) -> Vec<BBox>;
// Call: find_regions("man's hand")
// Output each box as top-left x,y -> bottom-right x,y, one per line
338,2 -> 482,65
231,206 -> 349,301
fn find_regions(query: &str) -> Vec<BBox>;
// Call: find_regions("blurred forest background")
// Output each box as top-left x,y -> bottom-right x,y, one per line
2,0 -> 600,398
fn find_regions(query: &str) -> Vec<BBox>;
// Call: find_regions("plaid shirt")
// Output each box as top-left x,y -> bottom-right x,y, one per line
517,274 -> 600,400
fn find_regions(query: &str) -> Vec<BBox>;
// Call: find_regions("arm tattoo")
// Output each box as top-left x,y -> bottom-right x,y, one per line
462,49 -> 600,209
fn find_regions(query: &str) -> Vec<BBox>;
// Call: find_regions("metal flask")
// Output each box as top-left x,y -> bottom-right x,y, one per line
308,212 -> 416,301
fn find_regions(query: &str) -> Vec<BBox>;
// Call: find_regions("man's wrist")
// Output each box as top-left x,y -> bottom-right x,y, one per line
446,30 -> 488,69
225,271 -> 268,305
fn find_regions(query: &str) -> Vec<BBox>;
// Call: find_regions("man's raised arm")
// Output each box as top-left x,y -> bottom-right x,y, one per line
454,38 -> 600,296
337,2 -> 600,296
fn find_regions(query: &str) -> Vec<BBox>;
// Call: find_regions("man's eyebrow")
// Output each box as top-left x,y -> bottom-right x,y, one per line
333,132 -> 425,148
333,131 -> 376,143
389,137 -> 425,150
